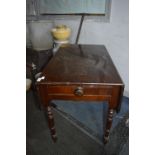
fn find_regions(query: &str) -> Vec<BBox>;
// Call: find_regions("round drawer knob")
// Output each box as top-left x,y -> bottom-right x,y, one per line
74,87 -> 84,96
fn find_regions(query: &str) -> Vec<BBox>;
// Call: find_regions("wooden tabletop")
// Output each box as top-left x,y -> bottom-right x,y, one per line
40,44 -> 123,85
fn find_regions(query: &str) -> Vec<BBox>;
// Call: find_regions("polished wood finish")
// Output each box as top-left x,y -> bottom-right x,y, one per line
40,45 -> 123,84
46,105 -> 57,142
36,44 -> 124,144
104,109 -> 114,144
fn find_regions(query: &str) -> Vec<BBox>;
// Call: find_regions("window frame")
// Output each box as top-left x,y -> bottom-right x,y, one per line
26,0 -> 112,22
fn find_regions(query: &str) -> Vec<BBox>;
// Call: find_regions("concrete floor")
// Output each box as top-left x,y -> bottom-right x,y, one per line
27,91 -> 106,155
27,90 -> 129,155
53,97 -> 129,142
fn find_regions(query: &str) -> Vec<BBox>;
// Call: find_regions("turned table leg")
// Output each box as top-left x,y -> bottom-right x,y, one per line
104,109 -> 114,144
46,105 -> 57,142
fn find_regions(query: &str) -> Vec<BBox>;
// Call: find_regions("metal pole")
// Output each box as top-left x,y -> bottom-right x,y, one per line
75,14 -> 85,44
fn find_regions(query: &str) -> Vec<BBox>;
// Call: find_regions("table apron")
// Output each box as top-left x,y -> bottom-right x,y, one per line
47,94 -> 111,102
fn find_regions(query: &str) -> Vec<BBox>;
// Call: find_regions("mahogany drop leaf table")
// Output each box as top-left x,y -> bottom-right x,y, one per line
36,44 -> 124,144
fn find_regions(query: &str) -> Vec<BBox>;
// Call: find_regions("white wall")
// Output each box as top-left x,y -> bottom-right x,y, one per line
27,0 -> 129,96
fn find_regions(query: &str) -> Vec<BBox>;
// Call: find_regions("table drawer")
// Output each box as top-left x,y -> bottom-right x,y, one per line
47,85 -> 112,96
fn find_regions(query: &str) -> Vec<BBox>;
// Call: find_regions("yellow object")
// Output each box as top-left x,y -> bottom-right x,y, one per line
51,25 -> 71,41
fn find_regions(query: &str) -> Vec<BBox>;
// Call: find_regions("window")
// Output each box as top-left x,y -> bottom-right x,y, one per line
26,0 -> 111,22
40,0 -> 106,15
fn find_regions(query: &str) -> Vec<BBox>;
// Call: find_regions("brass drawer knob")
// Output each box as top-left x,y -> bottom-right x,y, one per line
74,87 -> 84,96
